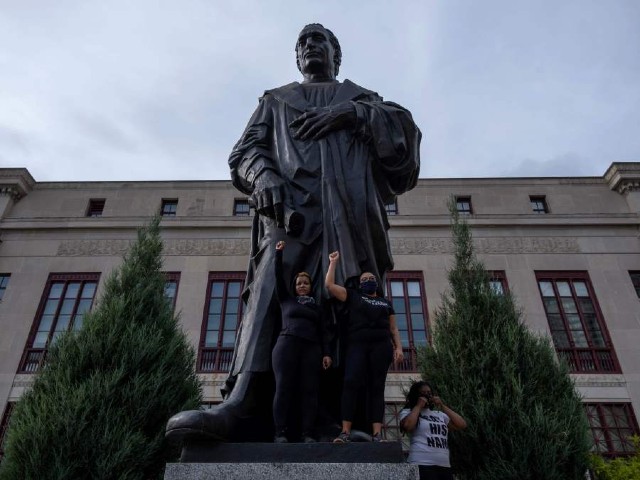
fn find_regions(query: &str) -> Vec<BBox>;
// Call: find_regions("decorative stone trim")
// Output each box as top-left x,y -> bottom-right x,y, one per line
56,236 -> 581,257
390,236 -> 580,255
604,162 -> 640,194
0,168 -> 35,200
11,375 -> 36,389
572,374 -> 627,388
57,238 -> 252,256
0,186 -> 23,201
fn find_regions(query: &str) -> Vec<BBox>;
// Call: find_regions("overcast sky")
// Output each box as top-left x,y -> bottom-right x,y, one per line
1,0 -> 639,182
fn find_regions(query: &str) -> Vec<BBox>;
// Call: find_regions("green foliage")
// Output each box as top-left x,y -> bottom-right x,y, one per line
419,199 -> 591,479
590,436 -> 640,480
0,217 -> 202,480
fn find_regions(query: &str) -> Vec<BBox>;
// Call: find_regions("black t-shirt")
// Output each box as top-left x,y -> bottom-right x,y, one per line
275,250 -> 330,354
344,288 -> 394,342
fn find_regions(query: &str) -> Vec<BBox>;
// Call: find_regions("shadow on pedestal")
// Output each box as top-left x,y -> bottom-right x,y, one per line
180,440 -> 406,464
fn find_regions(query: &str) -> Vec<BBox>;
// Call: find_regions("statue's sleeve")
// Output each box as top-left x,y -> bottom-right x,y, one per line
351,98 -> 421,198
228,96 -> 276,195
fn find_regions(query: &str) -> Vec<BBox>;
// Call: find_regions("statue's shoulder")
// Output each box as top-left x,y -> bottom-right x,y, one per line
262,82 -> 299,100
257,80 -> 382,112
342,79 -> 380,99
262,80 -> 380,101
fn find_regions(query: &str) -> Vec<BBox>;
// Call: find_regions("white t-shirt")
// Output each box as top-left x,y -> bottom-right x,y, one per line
399,407 -> 451,467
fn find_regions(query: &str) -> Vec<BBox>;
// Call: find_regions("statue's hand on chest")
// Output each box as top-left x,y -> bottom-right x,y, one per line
289,103 -> 356,141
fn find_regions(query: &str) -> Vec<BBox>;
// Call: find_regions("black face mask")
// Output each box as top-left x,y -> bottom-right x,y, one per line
359,280 -> 377,294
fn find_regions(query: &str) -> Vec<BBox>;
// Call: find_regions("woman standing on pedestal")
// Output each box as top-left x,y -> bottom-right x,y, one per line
325,250 -> 404,443
272,241 -> 332,443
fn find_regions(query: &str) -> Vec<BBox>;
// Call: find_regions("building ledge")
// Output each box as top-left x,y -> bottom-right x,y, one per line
604,162 -> 640,194
0,168 -> 36,200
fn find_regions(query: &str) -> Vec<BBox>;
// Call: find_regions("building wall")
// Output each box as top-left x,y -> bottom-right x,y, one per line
1,164 -> 640,443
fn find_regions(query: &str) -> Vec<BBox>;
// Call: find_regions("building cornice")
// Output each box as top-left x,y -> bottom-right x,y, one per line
604,162 -> 640,194
0,168 -> 36,200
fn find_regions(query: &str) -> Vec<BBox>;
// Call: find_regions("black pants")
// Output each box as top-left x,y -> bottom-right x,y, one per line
418,465 -> 453,480
341,338 -> 393,424
272,335 -> 321,434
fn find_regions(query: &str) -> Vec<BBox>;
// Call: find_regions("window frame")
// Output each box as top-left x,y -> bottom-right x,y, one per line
488,270 -> 509,295
163,272 -> 181,311
0,273 -> 10,302
18,273 -> 100,373
385,271 -> 429,372
535,271 -> 620,373
584,402 -> 640,457
455,196 -> 473,215
385,199 -> 399,216
160,198 -> 178,217
86,198 -> 105,217
233,199 -> 251,216
629,271 -> 640,299
530,195 -> 549,214
197,272 -> 246,373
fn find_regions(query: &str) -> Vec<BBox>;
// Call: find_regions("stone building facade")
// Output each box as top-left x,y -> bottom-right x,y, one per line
1,163 -> 640,456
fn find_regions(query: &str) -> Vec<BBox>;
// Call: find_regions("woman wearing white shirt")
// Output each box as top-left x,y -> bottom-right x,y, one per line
400,381 -> 467,480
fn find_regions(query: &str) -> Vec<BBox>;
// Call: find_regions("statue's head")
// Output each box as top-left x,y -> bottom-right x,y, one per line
295,23 -> 342,78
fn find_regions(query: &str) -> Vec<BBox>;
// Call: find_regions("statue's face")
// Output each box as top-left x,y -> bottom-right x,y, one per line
296,26 -> 335,78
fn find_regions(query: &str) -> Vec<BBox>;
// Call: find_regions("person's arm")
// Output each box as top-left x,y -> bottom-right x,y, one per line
319,306 -> 333,370
431,396 -> 467,431
399,397 -> 427,433
389,314 -> 404,365
325,251 -> 347,302
274,241 -> 289,301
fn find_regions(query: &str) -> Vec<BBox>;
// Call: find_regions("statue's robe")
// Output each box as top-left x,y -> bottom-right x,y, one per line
226,79 -> 421,392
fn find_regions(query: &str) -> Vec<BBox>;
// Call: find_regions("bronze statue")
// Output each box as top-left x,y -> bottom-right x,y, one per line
166,23 -> 421,443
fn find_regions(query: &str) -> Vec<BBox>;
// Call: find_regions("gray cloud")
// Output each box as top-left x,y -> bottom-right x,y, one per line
501,153 -> 598,178
0,0 -> 638,181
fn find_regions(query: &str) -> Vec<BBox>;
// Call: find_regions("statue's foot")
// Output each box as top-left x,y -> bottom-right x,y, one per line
165,406 -> 236,445
165,372 -> 274,445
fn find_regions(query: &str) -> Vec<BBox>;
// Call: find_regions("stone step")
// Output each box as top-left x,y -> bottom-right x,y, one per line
165,462 -> 419,480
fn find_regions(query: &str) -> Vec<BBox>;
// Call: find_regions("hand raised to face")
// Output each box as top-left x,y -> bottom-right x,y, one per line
322,356 -> 332,370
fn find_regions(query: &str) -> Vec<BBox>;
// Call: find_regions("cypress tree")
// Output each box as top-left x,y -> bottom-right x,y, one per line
419,200 -> 591,480
0,217 -> 202,480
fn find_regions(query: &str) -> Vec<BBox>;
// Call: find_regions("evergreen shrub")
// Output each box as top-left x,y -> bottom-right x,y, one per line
0,217 -> 201,480
419,200 -> 591,479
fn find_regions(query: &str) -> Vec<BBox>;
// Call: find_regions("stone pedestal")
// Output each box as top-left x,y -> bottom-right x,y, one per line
165,462 -> 419,479
165,441 -> 418,479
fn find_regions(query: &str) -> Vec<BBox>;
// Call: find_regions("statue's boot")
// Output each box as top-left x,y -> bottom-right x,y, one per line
165,371 -> 270,444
